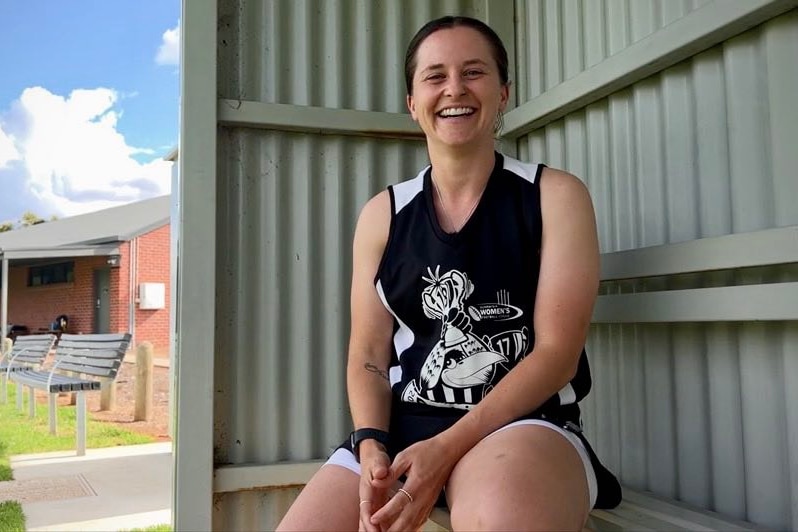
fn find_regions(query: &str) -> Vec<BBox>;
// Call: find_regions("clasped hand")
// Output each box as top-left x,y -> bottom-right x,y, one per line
358,438 -> 454,532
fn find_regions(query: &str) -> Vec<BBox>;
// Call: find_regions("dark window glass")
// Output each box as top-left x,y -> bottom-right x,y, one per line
28,262 -> 74,287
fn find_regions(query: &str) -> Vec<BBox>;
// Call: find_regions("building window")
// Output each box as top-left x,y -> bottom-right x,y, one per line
28,262 -> 75,287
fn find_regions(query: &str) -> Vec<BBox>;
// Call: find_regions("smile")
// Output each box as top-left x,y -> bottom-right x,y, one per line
437,107 -> 476,117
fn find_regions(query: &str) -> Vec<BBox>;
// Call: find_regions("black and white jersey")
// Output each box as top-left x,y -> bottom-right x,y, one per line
376,152 -> 592,420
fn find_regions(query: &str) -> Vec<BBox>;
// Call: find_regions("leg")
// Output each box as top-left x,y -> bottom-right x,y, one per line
28,387 -> 35,418
49,393 -> 57,434
1,373 -> 6,404
276,464 -> 360,531
447,423 -> 591,531
76,392 -> 86,456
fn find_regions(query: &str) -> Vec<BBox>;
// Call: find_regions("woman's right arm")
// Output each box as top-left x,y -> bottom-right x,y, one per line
346,191 -> 395,531
347,189 -> 394,444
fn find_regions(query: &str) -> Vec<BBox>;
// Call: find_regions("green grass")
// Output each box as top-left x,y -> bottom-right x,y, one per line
0,500 -> 26,531
1,381 -> 154,456
124,525 -> 171,532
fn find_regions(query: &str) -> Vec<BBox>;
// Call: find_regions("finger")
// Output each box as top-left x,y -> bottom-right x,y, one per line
370,490 -> 410,527
358,499 -> 380,532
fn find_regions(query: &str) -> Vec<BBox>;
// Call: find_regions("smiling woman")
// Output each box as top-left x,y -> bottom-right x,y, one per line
277,15 -> 620,532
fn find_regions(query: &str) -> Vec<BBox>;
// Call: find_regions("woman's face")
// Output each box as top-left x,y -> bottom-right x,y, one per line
407,26 -> 508,150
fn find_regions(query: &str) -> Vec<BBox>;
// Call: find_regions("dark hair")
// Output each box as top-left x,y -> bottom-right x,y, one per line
404,16 -> 509,95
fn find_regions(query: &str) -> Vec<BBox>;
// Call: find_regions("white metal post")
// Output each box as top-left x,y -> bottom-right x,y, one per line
49,394 -> 57,434
28,387 -> 34,418
175,0 -> 217,530
77,392 -> 86,456
1,257 -> 8,340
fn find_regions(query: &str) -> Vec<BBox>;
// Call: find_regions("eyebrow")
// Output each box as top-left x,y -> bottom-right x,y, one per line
419,59 -> 489,75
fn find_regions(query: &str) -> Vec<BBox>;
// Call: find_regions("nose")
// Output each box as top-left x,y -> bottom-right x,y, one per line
444,75 -> 466,97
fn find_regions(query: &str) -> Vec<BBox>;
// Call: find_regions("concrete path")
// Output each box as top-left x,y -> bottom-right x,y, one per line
10,442 -> 172,531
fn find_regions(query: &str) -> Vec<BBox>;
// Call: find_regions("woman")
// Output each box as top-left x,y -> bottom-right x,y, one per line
278,16 -> 620,532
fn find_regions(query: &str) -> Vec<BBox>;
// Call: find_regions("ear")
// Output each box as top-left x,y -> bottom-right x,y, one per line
499,82 -> 510,113
407,94 -> 418,121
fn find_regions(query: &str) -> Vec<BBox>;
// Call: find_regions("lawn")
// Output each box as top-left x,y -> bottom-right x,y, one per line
0,381 -> 156,531
1,381 -> 153,456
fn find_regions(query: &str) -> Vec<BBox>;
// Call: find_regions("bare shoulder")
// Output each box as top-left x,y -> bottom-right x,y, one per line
539,167 -> 591,198
354,189 -> 391,253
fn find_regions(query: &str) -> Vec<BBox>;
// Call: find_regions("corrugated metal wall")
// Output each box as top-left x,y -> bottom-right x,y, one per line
514,8 -> 798,530
178,0 -> 798,529
516,0 -> 712,99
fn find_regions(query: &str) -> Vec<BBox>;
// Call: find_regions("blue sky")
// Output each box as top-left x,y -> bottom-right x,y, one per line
0,0 -> 179,224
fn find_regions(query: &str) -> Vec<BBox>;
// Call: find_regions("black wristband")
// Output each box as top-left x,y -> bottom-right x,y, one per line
350,428 -> 389,462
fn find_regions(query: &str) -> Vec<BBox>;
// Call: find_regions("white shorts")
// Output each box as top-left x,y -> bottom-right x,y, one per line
325,418 -> 598,509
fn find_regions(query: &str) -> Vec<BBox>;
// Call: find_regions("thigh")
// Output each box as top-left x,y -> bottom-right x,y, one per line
446,424 -> 590,532
276,464 -> 360,531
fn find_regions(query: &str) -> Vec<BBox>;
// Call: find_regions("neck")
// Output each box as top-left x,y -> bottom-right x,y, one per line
427,142 -> 497,233
427,142 -> 496,195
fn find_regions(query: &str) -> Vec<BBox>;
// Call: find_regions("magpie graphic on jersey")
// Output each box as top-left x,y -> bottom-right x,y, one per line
401,266 -> 530,410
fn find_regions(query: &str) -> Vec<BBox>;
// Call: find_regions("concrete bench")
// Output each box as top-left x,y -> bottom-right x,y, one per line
0,333 -> 56,406
10,333 -> 131,455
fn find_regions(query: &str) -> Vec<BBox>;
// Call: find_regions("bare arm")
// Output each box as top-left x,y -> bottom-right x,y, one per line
438,167 -> 600,456
346,190 -> 395,457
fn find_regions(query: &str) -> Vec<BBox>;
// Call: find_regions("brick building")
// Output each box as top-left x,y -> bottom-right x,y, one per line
0,196 -> 172,357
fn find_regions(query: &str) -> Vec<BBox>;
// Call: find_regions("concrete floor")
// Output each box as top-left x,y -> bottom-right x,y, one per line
10,442 -> 172,531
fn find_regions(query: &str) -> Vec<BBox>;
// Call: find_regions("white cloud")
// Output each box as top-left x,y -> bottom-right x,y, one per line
155,22 -> 180,66
0,86 -> 172,217
0,126 -> 20,169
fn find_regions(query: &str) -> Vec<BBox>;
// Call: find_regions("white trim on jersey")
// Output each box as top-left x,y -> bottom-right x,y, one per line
392,167 -> 427,214
376,280 -> 412,383
503,156 -> 541,184
389,366 -> 403,387
558,382 -> 577,405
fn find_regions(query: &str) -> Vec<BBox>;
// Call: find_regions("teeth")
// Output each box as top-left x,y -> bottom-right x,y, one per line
439,107 -> 474,117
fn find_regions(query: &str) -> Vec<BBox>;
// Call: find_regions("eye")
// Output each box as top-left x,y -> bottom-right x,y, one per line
425,73 -> 445,82
464,69 -> 485,78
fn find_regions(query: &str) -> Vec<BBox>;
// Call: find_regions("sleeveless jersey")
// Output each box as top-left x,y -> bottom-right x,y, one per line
376,152 -> 592,422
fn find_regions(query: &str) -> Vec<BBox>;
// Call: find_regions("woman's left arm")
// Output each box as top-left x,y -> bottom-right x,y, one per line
370,168 -> 600,531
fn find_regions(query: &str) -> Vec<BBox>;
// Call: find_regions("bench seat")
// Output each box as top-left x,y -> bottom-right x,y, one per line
9,333 -> 131,456
0,333 -> 56,406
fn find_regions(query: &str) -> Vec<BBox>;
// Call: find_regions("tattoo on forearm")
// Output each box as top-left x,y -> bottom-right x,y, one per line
364,363 -> 389,381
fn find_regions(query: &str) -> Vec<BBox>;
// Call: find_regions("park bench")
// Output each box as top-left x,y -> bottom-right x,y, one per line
0,333 -> 56,406
9,332 -> 131,456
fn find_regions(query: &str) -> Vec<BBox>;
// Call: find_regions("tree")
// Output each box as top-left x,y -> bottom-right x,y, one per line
20,211 -> 45,227
0,221 -> 13,233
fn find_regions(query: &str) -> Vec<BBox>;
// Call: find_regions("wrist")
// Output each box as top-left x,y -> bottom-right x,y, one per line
350,428 -> 390,462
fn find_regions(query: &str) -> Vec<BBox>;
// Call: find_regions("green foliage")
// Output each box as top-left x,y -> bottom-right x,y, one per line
124,525 -> 172,532
19,211 -> 44,227
0,222 -> 13,233
0,500 -> 25,531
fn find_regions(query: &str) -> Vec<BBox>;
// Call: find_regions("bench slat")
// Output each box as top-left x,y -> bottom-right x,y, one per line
57,349 -> 128,360
56,363 -> 117,379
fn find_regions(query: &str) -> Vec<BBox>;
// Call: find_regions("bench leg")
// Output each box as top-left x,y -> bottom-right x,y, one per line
0,374 -> 6,404
76,392 -> 86,456
49,393 -> 57,435
16,383 -> 23,410
29,387 -> 35,418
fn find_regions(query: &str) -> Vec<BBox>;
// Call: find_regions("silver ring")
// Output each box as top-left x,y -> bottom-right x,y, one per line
397,488 -> 413,503
359,500 -> 372,506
